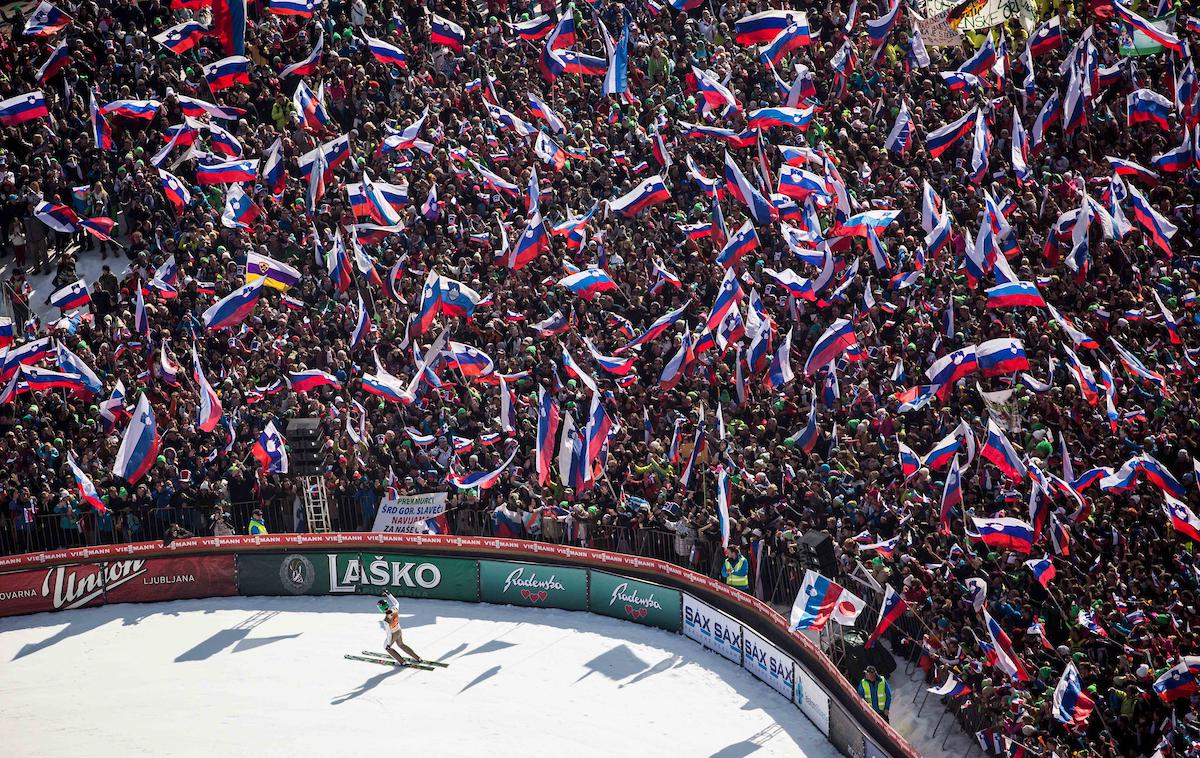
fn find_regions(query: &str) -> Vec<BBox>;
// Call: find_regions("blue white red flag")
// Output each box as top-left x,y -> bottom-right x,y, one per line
111,393 -> 160,484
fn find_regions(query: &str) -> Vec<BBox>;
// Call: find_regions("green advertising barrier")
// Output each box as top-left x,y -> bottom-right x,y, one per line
237,552 -> 479,601
588,570 -> 682,632
479,560 -> 588,611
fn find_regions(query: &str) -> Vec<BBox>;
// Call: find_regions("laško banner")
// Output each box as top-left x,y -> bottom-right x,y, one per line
0,555 -> 236,616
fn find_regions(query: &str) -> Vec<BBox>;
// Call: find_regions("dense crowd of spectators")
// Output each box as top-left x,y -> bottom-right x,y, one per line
1,0 -> 1199,754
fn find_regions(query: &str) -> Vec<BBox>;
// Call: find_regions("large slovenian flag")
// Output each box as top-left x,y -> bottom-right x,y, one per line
36,39 -> 71,83
361,30 -> 407,68
0,91 -> 49,126
986,280 -> 1046,308
203,280 -> 263,330
269,0 -> 316,17
511,13 -> 554,41
1154,663 -> 1199,702
48,279 -> 90,310
204,55 -> 251,90
1137,453 -> 1187,498
746,106 -> 813,131
430,12 -> 466,51
926,345 -> 978,397
865,584 -> 908,647
559,269 -> 617,300
735,10 -> 800,45
927,109 -> 976,158
288,369 -> 340,393
1028,15 -> 1063,57
865,0 -> 901,46
977,337 -> 1028,377
972,516 -> 1035,553
67,452 -> 105,512
716,220 -> 760,269
804,318 -> 857,377
154,21 -> 208,54
984,608 -> 1030,681
1127,89 -> 1173,130
251,421 -> 289,473
758,17 -> 811,66
1125,183 -> 1178,255
111,393 -> 160,484
610,174 -> 670,217
197,158 -> 258,185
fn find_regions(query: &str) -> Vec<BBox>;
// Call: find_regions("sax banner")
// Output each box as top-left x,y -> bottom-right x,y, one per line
370,491 -> 448,533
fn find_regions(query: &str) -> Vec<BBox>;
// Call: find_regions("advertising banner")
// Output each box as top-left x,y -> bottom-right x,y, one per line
794,662 -> 832,736
0,556 -> 237,617
741,626 -> 797,701
479,560 -> 588,611
237,552 -> 478,601
682,593 -> 743,664
370,492 -> 448,533
102,556 -> 237,605
588,571 -> 681,632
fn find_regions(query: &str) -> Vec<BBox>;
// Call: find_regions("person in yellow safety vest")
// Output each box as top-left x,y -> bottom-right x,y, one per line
721,546 -> 749,591
859,666 -> 892,722
248,509 -> 268,535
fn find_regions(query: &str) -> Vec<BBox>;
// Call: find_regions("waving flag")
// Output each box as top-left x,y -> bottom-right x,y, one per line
1127,88 -> 1174,130
724,152 -> 775,225
981,419 -> 1027,482
865,0 -> 901,47
281,30 -> 323,78
559,269 -> 616,300
430,13 -> 465,51
928,676 -> 971,698
535,386 -> 560,487
205,55 -> 251,90
360,30 -> 407,68
972,517 -> 1035,553
0,91 -> 49,126
804,318 -> 857,377
450,448 -> 518,490
47,278 -> 91,311
759,17 -> 812,65
270,0 -> 316,15
288,369 -> 340,394
977,338 -> 1028,378
111,394 -> 159,484
211,0 -> 246,54
984,608 -> 1030,681
191,348 -> 223,433
610,174 -> 670,217
251,421 -> 289,473
865,585 -> 909,647
202,280 -> 263,330
736,10 -> 802,45
1028,15 -> 1063,56
691,66 -> 741,118
938,456 -> 963,534
927,109 -> 976,158
37,40 -> 71,83
24,1 -> 70,36
67,452 -> 105,512
1164,494 -> 1200,542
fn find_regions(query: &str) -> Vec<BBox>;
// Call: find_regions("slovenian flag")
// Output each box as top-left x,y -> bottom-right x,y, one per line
67,452 -> 106,512
23,1 -> 71,36
361,30 -> 407,67
430,13 -> 466,51
0,91 -> 49,126
202,280 -> 263,330
204,55 -> 251,90
251,421 -> 289,473
865,584 -> 908,647
111,393 -> 160,484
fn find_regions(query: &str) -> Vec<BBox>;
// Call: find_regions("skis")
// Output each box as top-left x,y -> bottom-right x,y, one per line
361,650 -> 449,668
345,654 -> 436,671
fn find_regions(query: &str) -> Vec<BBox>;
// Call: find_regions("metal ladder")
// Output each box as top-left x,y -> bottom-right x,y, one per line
302,476 -> 331,533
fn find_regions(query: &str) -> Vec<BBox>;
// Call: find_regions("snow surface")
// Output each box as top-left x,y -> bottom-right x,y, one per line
0,596 -> 841,758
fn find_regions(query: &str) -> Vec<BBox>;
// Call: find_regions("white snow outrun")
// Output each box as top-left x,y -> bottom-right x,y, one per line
0,596 -> 840,758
